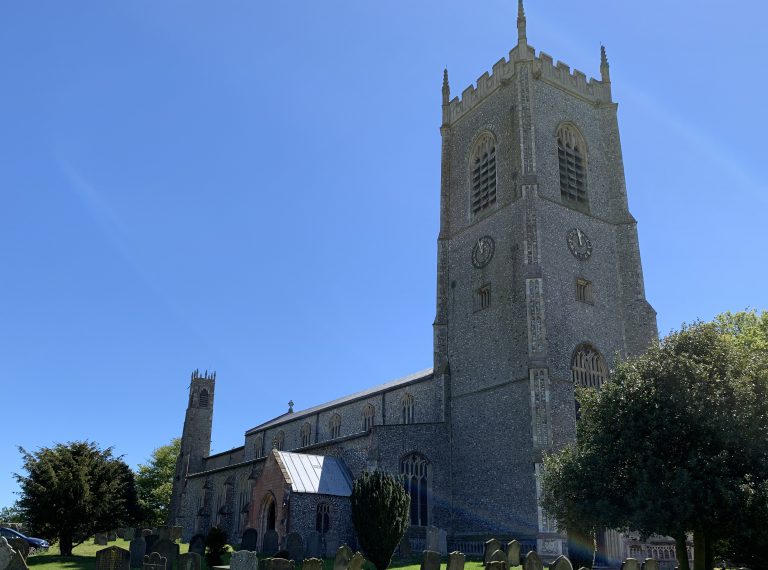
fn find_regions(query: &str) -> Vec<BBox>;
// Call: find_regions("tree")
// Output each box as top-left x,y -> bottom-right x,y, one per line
15,441 -> 133,556
135,438 -> 180,527
204,526 -> 228,567
0,503 -> 23,523
541,317 -> 768,570
351,471 -> 410,570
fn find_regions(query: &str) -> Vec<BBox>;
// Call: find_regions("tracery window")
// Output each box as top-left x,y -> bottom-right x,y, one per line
401,393 -> 414,425
272,430 -> 285,451
361,404 -> 375,431
254,435 -> 264,459
329,414 -> 341,439
557,123 -> 587,207
400,453 -> 429,526
571,344 -> 607,389
199,389 -> 209,408
315,502 -> 331,534
300,422 -> 312,447
470,133 -> 497,216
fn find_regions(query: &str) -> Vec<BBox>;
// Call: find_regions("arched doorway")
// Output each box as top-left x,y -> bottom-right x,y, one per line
259,493 -> 277,550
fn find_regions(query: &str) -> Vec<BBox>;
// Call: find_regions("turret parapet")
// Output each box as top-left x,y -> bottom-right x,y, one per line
191,369 -> 216,381
445,45 -> 612,125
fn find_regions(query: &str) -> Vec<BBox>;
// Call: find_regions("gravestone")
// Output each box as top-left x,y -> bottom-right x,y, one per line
303,559 -> 323,570
124,529 -> 136,542
426,527 -> 448,556
397,535 -> 412,559
157,528 -> 170,541
95,534 -> 109,546
266,559 -> 294,570
333,545 -> 353,570
484,540 -> 502,565
490,550 -> 506,564
523,552 -> 543,570
348,552 -> 365,570
117,529 -> 126,540
324,532 -> 339,558
178,553 -> 201,570
7,539 -> 28,561
507,541 -> 521,568
143,552 -> 167,570
305,532 -> 322,559
420,550 -> 441,570
129,537 -> 147,568
4,542 -> 28,570
642,560 -> 660,570
448,551 -> 466,570
487,562 -> 507,570
188,535 -> 205,557
144,536 -> 159,557
285,533 -> 305,563
142,530 -> 152,538
0,538 -> 16,570
262,530 -> 279,555
549,556 -> 573,570
241,529 -> 258,552
107,532 -> 118,542
153,539 -> 179,570
96,546 -> 131,570
170,528 -> 182,542
621,559 -> 640,570
230,550 -> 259,570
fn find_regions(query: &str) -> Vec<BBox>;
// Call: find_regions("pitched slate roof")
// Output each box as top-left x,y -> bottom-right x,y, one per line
274,451 -> 353,496
245,367 -> 433,434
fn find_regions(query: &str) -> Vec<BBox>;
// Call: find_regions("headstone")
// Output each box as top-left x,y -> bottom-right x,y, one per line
96,546 -> 131,570
549,556 -> 573,570
484,540 -> 503,564
348,552 -> 365,570
490,550 -> 506,564
621,559 -> 641,570
142,530 -> 152,538
333,545 -> 353,570
117,529 -> 126,540
303,559 -> 323,570
7,539 -> 28,561
642,560 -> 660,570
145,536 -> 160,557
285,534 -> 305,563
265,559 -> 294,570
124,529 -> 136,541
523,552 -> 543,570
130,537 -> 147,568
421,550 -> 441,570
305,532 -> 322,559
241,529 -> 258,552
153,539 -> 179,570
143,552 -> 167,570
448,551 -> 466,570
170,528 -> 182,542
6,548 -> 28,570
95,534 -> 109,546
230,550 -> 259,570
108,532 -> 118,542
324,532 -> 339,558
507,541 -> 521,568
426,527 -> 448,556
188,535 -> 205,557
263,530 -> 279,555
488,562 -> 507,570
178,553 -> 202,570
157,528 -> 171,541
0,538 -> 16,570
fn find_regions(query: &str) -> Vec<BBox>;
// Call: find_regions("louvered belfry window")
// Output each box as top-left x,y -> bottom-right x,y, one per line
557,124 -> 587,206
571,344 -> 607,389
471,133 -> 497,215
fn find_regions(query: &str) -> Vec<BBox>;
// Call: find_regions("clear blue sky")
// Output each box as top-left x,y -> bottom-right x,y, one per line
1,1 -> 766,510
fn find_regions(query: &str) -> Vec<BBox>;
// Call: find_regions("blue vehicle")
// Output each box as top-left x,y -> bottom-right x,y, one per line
0,527 -> 50,552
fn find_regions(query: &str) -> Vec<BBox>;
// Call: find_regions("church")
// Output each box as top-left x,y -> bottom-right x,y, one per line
169,1 -> 660,563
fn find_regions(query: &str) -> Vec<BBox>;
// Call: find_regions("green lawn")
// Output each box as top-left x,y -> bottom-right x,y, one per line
27,539 -> 497,570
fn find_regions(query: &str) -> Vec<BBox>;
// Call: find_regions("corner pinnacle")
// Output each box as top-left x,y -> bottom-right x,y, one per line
442,68 -> 450,105
600,44 -> 610,82
517,0 -> 527,43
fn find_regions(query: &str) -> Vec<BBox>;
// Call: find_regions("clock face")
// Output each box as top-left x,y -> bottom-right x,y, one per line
471,236 -> 495,268
566,228 -> 592,260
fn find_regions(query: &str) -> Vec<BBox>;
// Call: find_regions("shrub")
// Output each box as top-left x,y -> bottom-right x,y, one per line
205,526 -> 228,567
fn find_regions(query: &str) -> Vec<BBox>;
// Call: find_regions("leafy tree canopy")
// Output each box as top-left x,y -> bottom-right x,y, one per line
136,438 -> 180,528
14,441 -> 135,556
541,312 -> 768,570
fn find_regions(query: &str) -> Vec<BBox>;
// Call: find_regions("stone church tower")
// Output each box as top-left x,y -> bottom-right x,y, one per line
433,0 -> 657,554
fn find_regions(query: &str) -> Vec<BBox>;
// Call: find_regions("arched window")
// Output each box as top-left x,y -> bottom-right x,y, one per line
571,344 -> 607,389
199,389 -> 209,408
400,453 -> 429,526
329,414 -> 341,439
254,435 -> 264,459
557,123 -> 587,207
300,423 -> 312,447
401,393 -> 414,425
470,133 -> 497,216
315,502 -> 331,534
272,431 -> 285,451
361,404 -> 375,431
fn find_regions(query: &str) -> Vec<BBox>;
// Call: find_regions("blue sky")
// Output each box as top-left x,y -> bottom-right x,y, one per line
1,0 -> 766,510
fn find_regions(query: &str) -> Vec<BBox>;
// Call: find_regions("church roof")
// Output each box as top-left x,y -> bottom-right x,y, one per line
245,367 -> 433,434
274,450 -> 353,496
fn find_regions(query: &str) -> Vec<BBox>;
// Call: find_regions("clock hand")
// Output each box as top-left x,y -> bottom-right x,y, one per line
577,229 -> 583,246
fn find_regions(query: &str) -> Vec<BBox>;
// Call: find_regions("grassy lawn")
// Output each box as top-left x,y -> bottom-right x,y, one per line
27,539 -> 499,570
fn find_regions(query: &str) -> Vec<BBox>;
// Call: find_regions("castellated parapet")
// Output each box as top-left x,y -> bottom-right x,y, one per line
446,44 -> 612,125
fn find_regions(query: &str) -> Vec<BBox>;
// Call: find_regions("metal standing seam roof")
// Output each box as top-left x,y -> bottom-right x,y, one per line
275,451 -> 353,497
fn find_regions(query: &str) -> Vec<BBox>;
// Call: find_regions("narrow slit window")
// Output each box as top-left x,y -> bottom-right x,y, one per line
576,278 -> 593,304
329,414 -> 341,439
476,285 -> 491,311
